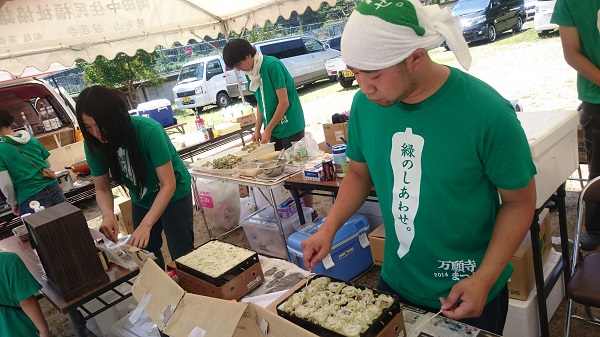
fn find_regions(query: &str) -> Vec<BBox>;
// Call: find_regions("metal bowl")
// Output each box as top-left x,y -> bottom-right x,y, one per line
259,160 -> 286,177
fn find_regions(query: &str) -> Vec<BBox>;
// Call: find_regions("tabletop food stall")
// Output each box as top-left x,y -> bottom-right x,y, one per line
0,107 -> 580,337
283,109 -> 579,337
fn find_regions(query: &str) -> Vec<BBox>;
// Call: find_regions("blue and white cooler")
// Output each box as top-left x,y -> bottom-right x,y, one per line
287,213 -> 372,281
137,99 -> 175,127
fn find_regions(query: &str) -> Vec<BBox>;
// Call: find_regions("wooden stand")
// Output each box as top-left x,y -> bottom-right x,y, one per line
23,202 -> 108,301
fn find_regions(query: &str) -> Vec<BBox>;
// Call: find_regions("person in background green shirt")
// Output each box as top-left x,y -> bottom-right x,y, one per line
223,39 -> 316,218
551,0 -> 600,250
77,86 -> 194,269
0,108 -> 67,216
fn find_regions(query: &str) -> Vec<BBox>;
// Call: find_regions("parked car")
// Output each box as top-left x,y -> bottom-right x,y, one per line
451,0 -> 526,44
534,0 -> 558,36
172,54 -> 248,111
253,36 -> 341,87
325,56 -> 355,88
322,36 -> 341,51
524,0 -> 536,20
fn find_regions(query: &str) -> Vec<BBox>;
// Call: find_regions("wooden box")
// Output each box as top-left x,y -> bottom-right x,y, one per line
23,202 -> 108,301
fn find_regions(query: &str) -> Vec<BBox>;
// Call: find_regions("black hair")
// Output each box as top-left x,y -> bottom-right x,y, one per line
0,109 -> 14,128
75,86 -> 147,199
223,39 -> 257,68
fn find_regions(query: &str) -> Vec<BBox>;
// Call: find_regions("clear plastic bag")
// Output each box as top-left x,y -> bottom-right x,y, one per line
283,132 -> 323,165
195,178 -> 241,232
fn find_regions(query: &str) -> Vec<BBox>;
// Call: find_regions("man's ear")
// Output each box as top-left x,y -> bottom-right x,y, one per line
408,49 -> 427,72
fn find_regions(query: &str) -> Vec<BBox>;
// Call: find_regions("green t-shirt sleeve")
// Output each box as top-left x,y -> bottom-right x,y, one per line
346,92 -> 366,163
481,107 -> 537,190
0,148 -> 6,171
8,253 -> 42,303
142,122 -> 173,169
550,0 -> 574,26
265,61 -> 287,91
31,138 -> 51,161
84,141 -> 109,177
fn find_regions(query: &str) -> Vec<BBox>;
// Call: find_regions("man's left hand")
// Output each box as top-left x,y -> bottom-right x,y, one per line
12,204 -> 19,216
439,274 -> 491,320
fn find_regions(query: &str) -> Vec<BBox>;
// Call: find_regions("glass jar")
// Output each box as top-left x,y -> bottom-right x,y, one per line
332,144 -> 348,178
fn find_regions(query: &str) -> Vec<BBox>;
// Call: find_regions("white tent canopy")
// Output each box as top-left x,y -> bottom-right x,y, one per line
0,0 -> 337,76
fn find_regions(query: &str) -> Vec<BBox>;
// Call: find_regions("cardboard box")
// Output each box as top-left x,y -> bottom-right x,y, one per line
213,122 -> 241,137
135,260 -> 405,337
369,224 -> 385,266
114,197 -> 133,235
318,141 -> 332,154
176,260 -> 264,300
236,113 -> 256,128
507,209 -> 553,300
504,251 -> 564,337
133,260 -> 315,337
322,122 -> 348,147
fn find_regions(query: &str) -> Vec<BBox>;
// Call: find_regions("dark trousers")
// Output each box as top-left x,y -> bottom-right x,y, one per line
580,102 -> 600,232
377,276 -> 508,335
19,182 -> 67,215
131,192 -> 194,269
271,130 -> 305,151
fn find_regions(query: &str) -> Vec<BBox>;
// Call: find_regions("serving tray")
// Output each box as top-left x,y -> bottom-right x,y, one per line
276,275 -> 401,337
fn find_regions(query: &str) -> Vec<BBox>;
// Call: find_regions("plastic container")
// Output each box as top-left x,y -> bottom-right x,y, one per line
110,310 -> 160,337
287,213 -> 372,281
137,99 -> 175,127
55,170 -> 74,192
240,206 -> 313,259
12,224 -> 29,242
332,144 -> 348,178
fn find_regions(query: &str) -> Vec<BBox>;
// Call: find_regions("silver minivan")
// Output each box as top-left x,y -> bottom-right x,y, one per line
253,36 -> 341,86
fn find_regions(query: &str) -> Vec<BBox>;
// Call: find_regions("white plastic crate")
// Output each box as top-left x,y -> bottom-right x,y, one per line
240,206 -> 313,259
518,110 -> 578,208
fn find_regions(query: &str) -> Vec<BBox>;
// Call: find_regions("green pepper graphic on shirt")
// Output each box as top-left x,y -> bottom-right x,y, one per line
391,128 -> 423,258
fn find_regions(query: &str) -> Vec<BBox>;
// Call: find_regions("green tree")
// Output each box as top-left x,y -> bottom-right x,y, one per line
241,21 -> 284,43
77,49 -> 163,106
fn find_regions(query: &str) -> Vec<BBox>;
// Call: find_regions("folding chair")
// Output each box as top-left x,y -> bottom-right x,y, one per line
564,176 -> 600,336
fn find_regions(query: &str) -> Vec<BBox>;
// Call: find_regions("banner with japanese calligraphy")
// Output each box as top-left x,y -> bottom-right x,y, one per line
0,0 -> 336,76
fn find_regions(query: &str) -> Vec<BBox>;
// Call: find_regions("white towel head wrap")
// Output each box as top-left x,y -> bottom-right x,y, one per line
341,0 -> 471,71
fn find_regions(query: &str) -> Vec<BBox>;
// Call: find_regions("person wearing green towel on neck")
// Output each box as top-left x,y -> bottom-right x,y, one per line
300,0 -> 536,334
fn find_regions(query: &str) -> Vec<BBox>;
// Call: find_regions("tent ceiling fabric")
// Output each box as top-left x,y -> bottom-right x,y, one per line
0,0 -> 337,76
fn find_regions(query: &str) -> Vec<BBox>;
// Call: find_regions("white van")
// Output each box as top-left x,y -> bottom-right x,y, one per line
253,36 -> 342,86
172,54 -> 247,111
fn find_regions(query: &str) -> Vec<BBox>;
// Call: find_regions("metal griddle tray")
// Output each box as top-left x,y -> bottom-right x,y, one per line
175,239 -> 259,287
276,275 -> 401,337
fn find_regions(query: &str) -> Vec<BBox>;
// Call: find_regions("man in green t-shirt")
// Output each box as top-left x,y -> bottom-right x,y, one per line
223,39 -> 315,215
551,1 -> 600,250
300,0 -> 536,335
